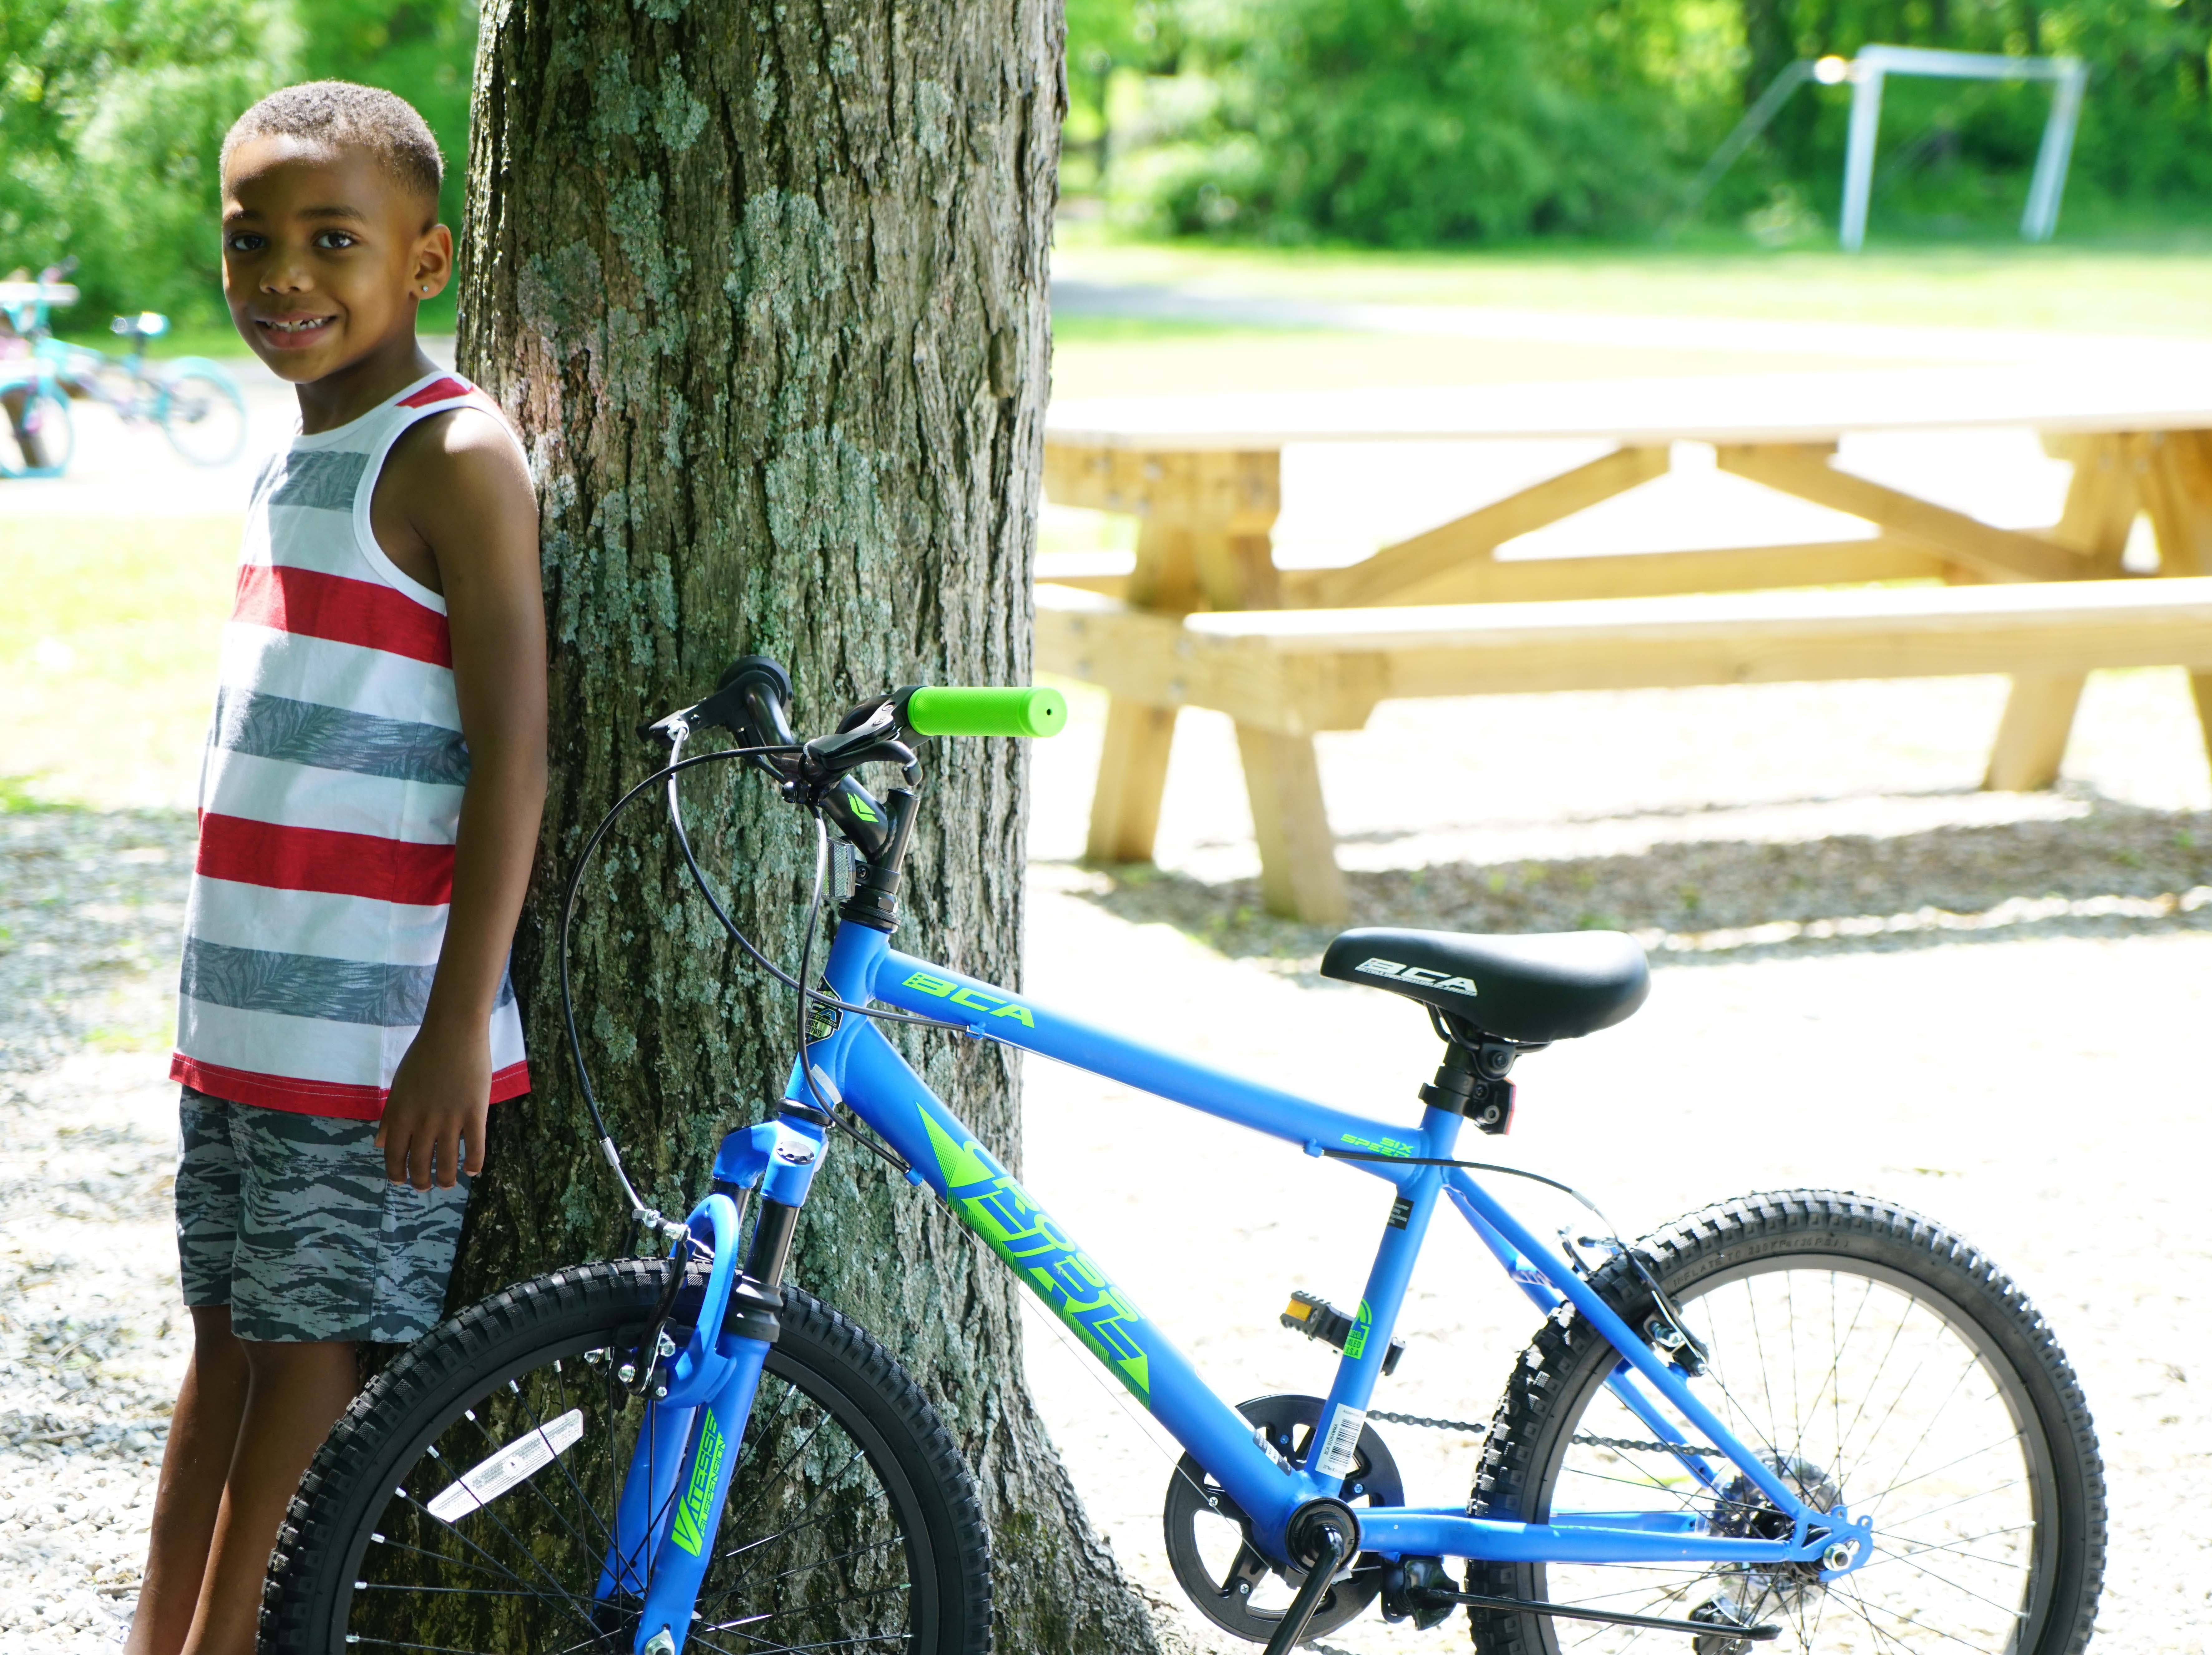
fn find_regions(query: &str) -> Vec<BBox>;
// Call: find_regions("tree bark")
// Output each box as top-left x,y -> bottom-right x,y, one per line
449,2 -> 1162,1648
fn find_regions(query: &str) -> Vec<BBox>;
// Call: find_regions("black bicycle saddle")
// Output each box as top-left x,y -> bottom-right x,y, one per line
1320,927 -> 1649,1043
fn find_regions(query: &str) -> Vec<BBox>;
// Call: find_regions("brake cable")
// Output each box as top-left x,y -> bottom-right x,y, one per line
557,731 -> 951,1224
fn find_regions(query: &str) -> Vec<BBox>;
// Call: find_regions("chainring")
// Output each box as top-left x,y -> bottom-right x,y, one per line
1161,1393 -> 1404,1643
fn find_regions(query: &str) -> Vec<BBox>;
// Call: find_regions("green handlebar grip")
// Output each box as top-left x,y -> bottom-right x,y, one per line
905,686 -> 1067,739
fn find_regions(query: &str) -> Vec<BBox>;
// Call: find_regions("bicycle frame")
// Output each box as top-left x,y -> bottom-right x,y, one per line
608,918 -> 1870,1653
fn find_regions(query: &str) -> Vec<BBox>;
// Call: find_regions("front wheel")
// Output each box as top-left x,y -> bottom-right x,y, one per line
261,1258 -> 992,1653
1,379 -> 74,477
158,365 -> 247,466
1466,1189 -> 2105,1655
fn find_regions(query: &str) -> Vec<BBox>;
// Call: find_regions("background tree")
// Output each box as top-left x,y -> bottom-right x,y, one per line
448,2 -> 1163,1650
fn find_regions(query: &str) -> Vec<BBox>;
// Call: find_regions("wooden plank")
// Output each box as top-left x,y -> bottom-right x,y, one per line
1984,434 -> 2138,790
1059,537 -> 1944,604
1039,587 -> 1381,735
1715,443 -> 2085,584
1045,363 -> 2212,452
1042,444 -> 1280,532
1283,535 -> 1940,607
1296,447 -> 1668,609
1236,726 -> 1349,925
1037,579 -> 2212,733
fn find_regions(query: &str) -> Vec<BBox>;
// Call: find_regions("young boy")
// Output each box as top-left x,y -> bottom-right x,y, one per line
126,82 -> 546,1655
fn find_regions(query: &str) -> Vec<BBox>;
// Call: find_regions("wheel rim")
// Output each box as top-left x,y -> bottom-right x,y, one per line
160,373 -> 246,466
1518,1257 -> 2054,1655
334,1328 -> 936,1654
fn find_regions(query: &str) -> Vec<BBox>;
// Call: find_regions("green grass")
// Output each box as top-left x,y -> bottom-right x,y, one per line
1050,222 -> 2212,337
0,515 -> 241,810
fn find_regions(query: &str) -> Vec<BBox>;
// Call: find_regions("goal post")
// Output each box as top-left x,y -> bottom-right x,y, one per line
1838,45 -> 2088,251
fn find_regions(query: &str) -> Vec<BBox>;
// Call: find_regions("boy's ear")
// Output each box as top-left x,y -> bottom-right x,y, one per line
412,222 -> 456,303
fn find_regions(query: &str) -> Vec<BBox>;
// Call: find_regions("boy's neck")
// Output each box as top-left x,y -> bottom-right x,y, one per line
295,329 -> 443,434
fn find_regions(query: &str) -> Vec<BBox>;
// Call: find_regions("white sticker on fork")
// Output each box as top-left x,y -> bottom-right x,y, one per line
1314,1406 -> 1367,1479
426,1408 -> 584,1523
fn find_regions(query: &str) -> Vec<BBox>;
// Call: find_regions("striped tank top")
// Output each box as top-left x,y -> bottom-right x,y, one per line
170,371 -> 530,1119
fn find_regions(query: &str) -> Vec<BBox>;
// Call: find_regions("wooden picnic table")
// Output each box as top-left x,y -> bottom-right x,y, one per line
1037,363 -> 2212,924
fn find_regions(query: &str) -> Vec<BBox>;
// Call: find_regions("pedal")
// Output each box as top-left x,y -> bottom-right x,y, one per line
1281,1291 -> 1404,1376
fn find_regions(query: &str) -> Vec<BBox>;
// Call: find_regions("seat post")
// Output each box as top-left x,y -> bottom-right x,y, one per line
1419,1018 -> 1521,1135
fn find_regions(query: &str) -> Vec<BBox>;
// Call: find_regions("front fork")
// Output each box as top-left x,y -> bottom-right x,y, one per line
601,1114 -> 826,1654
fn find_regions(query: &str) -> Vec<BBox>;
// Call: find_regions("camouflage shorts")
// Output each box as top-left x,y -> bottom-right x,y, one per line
175,1086 -> 470,1344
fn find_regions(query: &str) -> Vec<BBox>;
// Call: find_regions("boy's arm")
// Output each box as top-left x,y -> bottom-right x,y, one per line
377,413 -> 545,1189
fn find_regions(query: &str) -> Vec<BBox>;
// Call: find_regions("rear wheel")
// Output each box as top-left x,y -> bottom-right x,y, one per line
1466,1190 -> 2104,1655
158,367 -> 247,466
261,1259 -> 992,1653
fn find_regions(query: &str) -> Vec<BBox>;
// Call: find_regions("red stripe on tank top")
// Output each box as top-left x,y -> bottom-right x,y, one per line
171,1055 -> 531,1119
195,813 -> 456,906
231,564 -> 451,667
397,376 -> 472,408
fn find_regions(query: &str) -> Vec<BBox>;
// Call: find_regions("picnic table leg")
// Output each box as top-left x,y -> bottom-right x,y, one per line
1086,701 -> 1180,864
1079,471 -> 1221,867
1984,435 -> 2137,791
2134,430 -> 2212,773
1190,493 -> 1350,926
1236,726 -> 1349,927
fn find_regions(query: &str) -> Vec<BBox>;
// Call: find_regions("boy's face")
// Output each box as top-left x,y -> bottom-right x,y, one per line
221,136 -> 451,384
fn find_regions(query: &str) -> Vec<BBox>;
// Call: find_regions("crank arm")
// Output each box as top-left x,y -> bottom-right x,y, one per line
1419,1589 -> 1781,1642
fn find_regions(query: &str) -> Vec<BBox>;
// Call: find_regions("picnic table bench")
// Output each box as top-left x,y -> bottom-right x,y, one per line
1035,365 -> 2212,924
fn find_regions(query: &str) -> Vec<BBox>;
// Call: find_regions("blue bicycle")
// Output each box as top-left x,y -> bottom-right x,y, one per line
262,659 -> 2106,1655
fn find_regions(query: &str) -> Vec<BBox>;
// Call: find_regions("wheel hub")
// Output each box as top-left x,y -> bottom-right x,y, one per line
1694,1455 -> 1843,1651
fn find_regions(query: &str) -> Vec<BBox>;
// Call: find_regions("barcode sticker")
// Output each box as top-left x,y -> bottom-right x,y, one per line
1314,1406 -> 1367,1479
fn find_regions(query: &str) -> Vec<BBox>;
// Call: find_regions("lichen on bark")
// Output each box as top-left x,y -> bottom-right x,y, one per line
449,0 -> 1161,1648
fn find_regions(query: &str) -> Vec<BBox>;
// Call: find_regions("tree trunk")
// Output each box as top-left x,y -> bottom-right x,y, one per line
448,2 -> 1162,1649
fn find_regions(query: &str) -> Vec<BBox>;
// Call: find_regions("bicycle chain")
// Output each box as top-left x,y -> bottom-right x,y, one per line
1367,1408 -> 1489,1433
1571,1433 -> 1725,1457
1368,1409 -> 1718,1459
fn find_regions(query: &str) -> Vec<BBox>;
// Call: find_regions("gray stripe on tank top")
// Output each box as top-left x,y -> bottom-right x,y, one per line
251,449 -> 369,511
210,688 -> 470,786
180,937 -> 516,1028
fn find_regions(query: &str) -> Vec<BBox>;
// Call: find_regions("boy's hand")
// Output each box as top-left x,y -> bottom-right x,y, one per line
377,1020 -> 491,1189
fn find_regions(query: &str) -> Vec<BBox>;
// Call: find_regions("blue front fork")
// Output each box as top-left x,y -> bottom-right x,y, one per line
600,1116 -> 825,1654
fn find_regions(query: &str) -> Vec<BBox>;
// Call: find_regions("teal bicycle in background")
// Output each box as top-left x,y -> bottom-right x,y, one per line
261,662 -> 2107,1655
1,260 -> 247,472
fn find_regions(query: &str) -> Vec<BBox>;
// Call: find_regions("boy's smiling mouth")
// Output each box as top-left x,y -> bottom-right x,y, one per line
255,313 -> 338,347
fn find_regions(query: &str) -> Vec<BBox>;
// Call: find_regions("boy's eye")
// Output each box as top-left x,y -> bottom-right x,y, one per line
314,231 -> 358,250
225,233 -> 266,253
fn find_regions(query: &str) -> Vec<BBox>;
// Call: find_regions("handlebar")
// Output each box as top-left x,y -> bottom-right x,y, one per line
904,685 -> 1065,738
638,656 -> 1062,905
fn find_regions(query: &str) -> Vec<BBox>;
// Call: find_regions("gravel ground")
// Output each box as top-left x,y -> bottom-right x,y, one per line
1,810 -> 194,1650
2,668 -> 2208,1653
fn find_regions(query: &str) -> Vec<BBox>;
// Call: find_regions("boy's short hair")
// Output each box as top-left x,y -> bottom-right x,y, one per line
221,81 -> 443,208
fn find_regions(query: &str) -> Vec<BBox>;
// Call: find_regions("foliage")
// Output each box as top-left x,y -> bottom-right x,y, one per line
1,1 -> 478,330
1076,0 -> 2212,245
1128,0 -> 1713,243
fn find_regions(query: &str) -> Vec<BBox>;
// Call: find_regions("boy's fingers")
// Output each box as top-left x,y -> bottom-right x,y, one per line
383,1128 -> 410,1185
434,1121 -> 462,1189
463,1111 -> 487,1177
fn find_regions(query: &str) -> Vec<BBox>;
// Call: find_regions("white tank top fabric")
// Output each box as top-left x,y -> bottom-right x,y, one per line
170,371 -> 530,1119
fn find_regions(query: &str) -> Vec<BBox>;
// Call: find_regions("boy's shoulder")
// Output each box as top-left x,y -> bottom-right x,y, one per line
376,395 -> 535,539
368,389 -> 537,599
